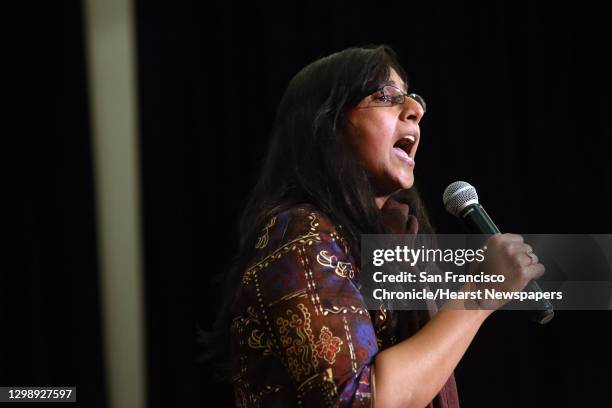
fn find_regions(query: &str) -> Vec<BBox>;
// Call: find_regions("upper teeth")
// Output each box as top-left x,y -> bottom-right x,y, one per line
404,135 -> 416,142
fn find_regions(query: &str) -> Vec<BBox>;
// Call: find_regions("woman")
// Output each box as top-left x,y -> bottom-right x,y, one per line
202,45 -> 545,407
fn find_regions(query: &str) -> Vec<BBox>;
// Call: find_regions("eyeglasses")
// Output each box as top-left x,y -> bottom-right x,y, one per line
364,85 -> 427,113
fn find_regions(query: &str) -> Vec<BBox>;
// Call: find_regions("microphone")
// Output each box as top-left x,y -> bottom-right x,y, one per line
443,181 -> 554,324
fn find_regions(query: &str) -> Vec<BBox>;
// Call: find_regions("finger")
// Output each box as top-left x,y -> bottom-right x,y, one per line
406,214 -> 419,235
514,243 -> 538,265
522,243 -> 536,262
524,263 -> 546,281
502,233 -> 525,242
520,251 -> 538,266
510,242 -> 533,255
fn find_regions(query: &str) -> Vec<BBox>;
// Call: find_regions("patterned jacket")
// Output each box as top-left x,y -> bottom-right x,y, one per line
229,203 -> 459,407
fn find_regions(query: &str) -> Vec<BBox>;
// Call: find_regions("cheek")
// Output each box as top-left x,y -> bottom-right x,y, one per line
346,113 -> 395,166
361,124 -> 393,161
355,130 -> 385,162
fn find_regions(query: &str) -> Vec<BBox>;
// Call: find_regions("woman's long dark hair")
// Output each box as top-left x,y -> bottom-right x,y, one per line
199,44 -> 434,381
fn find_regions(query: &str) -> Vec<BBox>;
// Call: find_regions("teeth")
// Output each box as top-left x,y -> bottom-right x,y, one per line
404,135 -> 416,142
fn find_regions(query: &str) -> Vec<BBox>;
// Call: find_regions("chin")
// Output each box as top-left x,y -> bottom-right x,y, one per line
398,174 -> 415,190
400,182 -> 415,190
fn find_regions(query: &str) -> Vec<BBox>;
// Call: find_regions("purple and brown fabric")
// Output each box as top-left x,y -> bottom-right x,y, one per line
229,201 -> 459,407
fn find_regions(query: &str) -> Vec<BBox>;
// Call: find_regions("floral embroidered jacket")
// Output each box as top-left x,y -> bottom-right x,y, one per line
229,203 -> 459,407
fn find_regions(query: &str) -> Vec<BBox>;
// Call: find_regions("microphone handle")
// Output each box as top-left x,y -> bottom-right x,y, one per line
461,204 -> 554,324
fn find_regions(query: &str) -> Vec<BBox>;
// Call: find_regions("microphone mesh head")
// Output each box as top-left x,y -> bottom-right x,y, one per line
443,181 -> 479,217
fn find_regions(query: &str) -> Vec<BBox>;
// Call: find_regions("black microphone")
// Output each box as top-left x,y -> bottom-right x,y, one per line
443,181 -> 554,324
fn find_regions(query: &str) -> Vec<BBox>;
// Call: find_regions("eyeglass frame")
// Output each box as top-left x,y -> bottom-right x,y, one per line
362,84 -> 427,113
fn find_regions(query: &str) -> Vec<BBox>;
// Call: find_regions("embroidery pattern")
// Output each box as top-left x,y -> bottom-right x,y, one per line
307,213 -> 318,233
276,303 -> 318,382
255,216 -> 277,249
314,326 -> 343,364
242,232 -> 321,284
248,329 -> 274,355
329,229 -> 350,254
316,250 -> 355,279
322,305 -> 367,316
342,315 -> 358,373
268,288 -> 308,308
301,247 -> 324,315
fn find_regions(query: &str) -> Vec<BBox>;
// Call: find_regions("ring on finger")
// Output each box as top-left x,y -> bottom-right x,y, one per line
526,251 -> 536,265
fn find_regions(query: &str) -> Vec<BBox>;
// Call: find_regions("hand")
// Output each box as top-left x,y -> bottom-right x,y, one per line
469,233 -> 545,311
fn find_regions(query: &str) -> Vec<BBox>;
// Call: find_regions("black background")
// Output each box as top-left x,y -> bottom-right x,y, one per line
6,0 -> 612,407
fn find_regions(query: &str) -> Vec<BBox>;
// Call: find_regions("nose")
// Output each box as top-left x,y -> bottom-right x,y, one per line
400,97 -> 425,124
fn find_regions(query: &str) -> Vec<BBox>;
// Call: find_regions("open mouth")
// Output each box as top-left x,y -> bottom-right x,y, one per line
393,135 -> 416,159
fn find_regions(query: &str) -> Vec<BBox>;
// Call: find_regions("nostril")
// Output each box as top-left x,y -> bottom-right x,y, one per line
405,112 -> 422,124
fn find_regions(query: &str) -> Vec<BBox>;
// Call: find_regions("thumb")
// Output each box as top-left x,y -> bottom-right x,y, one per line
406,214 -> 419,235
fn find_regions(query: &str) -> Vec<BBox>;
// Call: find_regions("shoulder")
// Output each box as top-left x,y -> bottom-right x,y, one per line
241,203 -> 358,287
252,203 -> 351,257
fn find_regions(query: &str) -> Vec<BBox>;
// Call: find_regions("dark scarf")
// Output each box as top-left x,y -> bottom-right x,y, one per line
380,195 -> 460,408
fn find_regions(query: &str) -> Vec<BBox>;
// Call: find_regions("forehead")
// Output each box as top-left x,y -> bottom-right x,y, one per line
386,68 -> 407,92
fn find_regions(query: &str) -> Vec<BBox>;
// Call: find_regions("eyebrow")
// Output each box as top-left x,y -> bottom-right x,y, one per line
383,80 -> 408,94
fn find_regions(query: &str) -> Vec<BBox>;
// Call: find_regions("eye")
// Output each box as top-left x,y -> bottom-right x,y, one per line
375,91 -> 390,102
390,95 -> 404,104
378,86 -> 406,105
